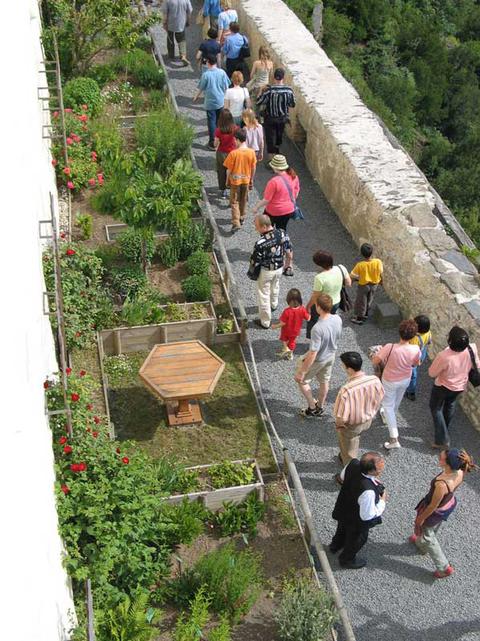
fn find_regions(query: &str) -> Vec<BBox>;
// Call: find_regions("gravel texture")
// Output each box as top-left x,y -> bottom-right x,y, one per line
151,10 -> 480,640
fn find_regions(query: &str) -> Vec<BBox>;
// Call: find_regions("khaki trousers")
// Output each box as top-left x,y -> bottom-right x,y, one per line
230,183 -> 249,227
337,419 -> 373,465
256,266 -> 283,327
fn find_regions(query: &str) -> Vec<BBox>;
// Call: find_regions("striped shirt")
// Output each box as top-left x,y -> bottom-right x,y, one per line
334,372 -> 384,427
256,85 -> 296,118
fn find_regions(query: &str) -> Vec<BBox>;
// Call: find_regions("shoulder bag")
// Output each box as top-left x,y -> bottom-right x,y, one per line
468,345 -> 480,387
369,343 -> 394,379
278,175 -> 304,221
247,259 -> 261,281
338,264 -> 352,312
238,36 -> 251,60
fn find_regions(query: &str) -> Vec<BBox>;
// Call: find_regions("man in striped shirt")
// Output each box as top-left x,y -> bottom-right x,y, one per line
256,67 -> 296,160
334,352 -> 384,467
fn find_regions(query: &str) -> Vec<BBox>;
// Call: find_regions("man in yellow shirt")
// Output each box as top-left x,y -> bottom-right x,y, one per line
350,243 -> 383,325
224,129 -> 257,232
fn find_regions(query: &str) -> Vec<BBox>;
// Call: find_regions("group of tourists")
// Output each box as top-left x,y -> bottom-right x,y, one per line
161,0 -> 479,580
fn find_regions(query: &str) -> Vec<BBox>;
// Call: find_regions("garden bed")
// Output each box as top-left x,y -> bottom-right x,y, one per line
102,345 -> 276,470
163,459 -> 265,510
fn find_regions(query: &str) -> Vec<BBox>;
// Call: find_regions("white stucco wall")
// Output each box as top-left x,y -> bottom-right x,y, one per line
1,1 -> 75,639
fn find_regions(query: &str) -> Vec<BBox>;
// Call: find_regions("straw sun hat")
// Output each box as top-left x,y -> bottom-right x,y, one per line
269,154 -> 289,171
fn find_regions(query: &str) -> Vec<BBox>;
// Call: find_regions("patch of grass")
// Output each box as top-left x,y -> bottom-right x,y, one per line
105,345 -> 275,470
71,344 -> 106,414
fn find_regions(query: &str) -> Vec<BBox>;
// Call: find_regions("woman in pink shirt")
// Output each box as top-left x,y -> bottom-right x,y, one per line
372,319 -> 421,450
252,154 -> 300,276
428,326 -> 479,448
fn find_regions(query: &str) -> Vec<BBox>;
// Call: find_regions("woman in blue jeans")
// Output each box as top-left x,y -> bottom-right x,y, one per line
428,326 -> 480,447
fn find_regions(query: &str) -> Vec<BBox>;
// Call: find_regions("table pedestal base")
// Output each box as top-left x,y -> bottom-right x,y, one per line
166,399 -> 203,427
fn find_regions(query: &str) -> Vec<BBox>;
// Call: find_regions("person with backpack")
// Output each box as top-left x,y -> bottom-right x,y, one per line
222,22 -> 249,78
409,448 -> 476,578
428,326 -> 480,448
196,27 -> 221,72
405,314 -> 432,401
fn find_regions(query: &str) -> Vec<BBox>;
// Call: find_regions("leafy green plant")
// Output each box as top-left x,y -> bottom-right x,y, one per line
160,500 -> 208,546
174,587 -> 210,641
135,107 -> 194,174
146,89 -> 165,111
76,213 -> 93,240
157,238 -> 180,268
274,577 -> 338,641
154,458 -> 200,494
43,242 -> 114,349
216,317 -> 234,335
190,303 -> 208,320
95,242 -> 122,271
118,227 -> 156,265
104,81 -> 134,107
186,250 -> 210,276
208,618 -> 231,641
135,34 -> 153,52
170,543 -> 262,623
63,77 -> 103,116
98,591 -> 157,641
87,63 -> 117,87
176,222 -> 212,260
90,116 -> 125,178
120,285 -> 166,326
181,274 -> 212,302
212,494 -> 266,538
114,48 -> 165,89
104,354 -> 143,387
208,461 -> 255,489
108,265 -> 148,301
164,302 -> 188,322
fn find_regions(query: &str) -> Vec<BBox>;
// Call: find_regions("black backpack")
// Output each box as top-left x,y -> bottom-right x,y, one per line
238,36 -> 251,60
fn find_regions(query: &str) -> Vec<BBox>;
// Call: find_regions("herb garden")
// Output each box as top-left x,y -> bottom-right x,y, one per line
40,2 -> 337,640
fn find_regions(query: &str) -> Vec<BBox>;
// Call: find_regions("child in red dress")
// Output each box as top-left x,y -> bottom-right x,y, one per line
272,288 -> 310,360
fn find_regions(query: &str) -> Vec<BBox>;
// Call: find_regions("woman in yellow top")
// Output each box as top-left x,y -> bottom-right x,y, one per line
350,243 -> 383,325
405,314 -> 432,401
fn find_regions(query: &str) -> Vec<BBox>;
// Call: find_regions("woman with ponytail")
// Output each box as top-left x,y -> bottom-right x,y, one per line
409,448 -> 476,578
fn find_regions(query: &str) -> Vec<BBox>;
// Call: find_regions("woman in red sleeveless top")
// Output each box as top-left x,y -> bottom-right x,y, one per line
409,448 -> 476,578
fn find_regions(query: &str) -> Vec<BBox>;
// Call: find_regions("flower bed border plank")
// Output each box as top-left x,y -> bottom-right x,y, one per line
162,458 -> 264,510
104,222 -> 169,243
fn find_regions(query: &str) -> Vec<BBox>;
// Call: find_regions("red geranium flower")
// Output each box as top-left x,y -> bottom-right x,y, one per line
67,181 -> 75,190
92,431 -> 99,438
78,462 -> 87,471
53,111 -> 59,118
59,436 -> 67,445
66,137 -> 73,145
65,108 -> 73,113
63,445 -> 73,454
71,393 -> 80,402
70,463 -> 79,472
122,457 -> 129,465
80,370 -> 86,377
91,151 -> 97,161
51,159 -> 57,167
60,232 -> 66,239
66,248 -> 75,256
61,484 -> 70,494
63,167 -> 71,176
86,427 -> 91,433
66,367 -> 72,375
79,114 -> 88,122
93,416 -> 101,424
87,404 -> 93,411
75,331 -> 81,337
88,178 -> 96,186
116,447 -> 121,454
43,380 -> 49,389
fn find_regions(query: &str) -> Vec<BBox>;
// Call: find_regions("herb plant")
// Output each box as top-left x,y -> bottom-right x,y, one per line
208,461 -> 256,489
213,493 -> 266,538
181,274 -> 212,302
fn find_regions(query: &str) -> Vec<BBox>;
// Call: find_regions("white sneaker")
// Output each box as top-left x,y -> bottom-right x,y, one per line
384,441 -> 401,450
379,407 -> 387,424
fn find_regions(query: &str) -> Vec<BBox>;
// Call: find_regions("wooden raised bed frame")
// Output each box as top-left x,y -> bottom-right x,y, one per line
162,459 -> 265,511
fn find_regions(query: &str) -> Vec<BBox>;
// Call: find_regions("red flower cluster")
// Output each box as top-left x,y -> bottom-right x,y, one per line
93,416 -> 101,424
92,431 -> 99,438
79,114 -> 88,123
70,462 -> 87,472
66,367 -> 72,375
63,445 -> 73,454
43,380 -> 49,389
91,151 -> 97,162
66,248 -> 76,256
61,484 -> 70,494
122,457 -> 130,465
71,393 -> 80,402
87,404 -> 93,411
63,167 -> 71,176
80,370 -> 86,377
67,181 -> 75,190
59,436 -> 67,445
51,159 -> 57,167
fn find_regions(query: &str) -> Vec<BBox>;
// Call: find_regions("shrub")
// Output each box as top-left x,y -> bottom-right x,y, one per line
87,63 -> 117,87
135,107 -> 194,174
118,228 -> 156,265
274,577 -> 338,641
174,588 -> 210,641
212,494 -> 266,538
160,500 -> 208,547
63,77 -> 103,116
135,34 -> 153,52
154,458 -> 200,494
177,222 -> 212,260
157,237 -> 179,267
115,48 -> 165,89
90,117 -> 125,177
186,250 -> 210,276
76,213 -> 93,240
95,242 -> 121,270
208,460 -> 255,489
43,242 -> 114,349
181,274 -> 212,302
108,265 -> 148,301
170,543 -> 262,623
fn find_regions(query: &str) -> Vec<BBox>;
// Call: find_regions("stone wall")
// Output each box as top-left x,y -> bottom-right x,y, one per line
233,0 -> 480,428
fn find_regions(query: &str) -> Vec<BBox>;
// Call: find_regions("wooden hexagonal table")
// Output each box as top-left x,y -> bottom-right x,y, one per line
139,340 -> 225,427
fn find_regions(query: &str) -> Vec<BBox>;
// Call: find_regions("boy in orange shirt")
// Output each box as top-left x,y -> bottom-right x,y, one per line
223,129 -> 257,233
350,243 -> 383,325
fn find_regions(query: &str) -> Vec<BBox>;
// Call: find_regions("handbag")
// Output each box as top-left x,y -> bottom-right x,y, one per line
369,343 -> 394,379
247,259 -> 261,281
338,265 -> 352,312
278,175 -> 304,221
238,36 -> 251,60
468,345 -> 480,387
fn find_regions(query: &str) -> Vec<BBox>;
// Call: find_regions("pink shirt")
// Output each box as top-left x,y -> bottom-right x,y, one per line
428,344 -> 479,391
264,174 -> 300,216
377,342 -> 421,382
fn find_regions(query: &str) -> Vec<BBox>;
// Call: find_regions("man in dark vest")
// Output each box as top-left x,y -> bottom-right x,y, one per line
329,451 -> 387,569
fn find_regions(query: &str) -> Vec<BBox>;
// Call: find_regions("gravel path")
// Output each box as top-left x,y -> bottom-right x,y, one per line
151,10 -> 480,640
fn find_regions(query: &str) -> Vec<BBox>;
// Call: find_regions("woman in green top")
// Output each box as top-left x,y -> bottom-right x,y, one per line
305,250 -> 351,338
